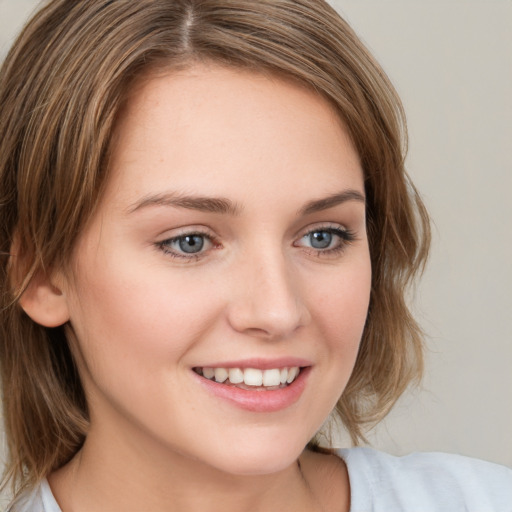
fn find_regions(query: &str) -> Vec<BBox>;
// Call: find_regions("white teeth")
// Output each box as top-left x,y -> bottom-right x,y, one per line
228,368 -> 244,384
214,368 -> 228,383
243,368 -> 263,386
203,367 -> 215,379
199,366 -> 301,387
263,369 -> 281,386
286,367 -> 299,383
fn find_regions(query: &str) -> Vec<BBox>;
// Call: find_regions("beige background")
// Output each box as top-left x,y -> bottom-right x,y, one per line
0,0 -> 511,470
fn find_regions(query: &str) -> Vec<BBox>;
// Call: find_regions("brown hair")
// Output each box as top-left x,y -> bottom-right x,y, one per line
0,0 -> 430,498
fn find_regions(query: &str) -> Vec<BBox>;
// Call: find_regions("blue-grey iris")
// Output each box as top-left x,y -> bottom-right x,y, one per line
179,235 -> 204,253
310,231 -> 332,249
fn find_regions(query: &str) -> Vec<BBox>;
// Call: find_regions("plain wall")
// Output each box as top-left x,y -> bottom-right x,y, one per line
329,0 -> 512,466
0,0 -> 511,469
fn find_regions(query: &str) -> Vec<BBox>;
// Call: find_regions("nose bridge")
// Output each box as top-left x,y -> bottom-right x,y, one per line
227,243 -> 310,338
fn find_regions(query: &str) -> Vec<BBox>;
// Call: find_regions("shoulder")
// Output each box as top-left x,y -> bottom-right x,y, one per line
336,447 -> 512,512
7,479 -> 61,512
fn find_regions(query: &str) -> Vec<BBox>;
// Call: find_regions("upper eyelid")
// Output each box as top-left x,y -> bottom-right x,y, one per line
157,225 -> 215,239
297,227 -> 352,242
156,222 -> 351,242
156,219 -> 356,242
160,230 -> 216,247
296,222 -> 349,238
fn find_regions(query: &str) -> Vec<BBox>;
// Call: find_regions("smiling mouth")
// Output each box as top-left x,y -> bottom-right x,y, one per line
193,366 -> 302,391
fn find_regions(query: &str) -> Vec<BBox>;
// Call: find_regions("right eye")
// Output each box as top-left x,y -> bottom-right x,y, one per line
156,231 -> 215,259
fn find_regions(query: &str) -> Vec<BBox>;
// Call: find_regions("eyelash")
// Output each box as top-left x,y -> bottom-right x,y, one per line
156,229 -> 217,261
155,225 -> 356,261
295,226 -> 356,257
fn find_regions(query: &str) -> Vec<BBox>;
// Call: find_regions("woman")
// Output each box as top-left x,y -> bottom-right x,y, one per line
0,1 -> 510,510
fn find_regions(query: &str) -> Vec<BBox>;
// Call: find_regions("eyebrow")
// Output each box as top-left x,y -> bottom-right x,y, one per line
128,192 -> 242,215
298,189 -> 366,215
128,188 -> 365,216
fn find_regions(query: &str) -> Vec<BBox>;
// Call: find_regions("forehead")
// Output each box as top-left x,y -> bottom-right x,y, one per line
105,63 -> 363,208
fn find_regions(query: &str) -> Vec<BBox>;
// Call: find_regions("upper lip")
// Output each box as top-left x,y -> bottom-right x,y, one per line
193,357 -> 312,370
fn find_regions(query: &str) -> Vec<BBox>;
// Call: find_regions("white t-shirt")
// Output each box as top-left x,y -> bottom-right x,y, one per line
12,447 -> 512,511
339,447 -> 512,511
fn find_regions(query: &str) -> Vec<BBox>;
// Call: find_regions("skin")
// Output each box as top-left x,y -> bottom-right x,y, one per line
37,64 -> 371,511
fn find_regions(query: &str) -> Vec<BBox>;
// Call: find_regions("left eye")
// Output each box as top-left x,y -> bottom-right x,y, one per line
297,227 -> 354,252
308,230 -> 335,249
158,233 -> 213,257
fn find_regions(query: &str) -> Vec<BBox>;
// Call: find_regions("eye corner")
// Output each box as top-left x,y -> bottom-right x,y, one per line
294,224 -> 357,258
155,229 -> 220,261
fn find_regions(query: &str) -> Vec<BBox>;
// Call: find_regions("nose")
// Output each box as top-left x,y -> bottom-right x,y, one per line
226,250 -> 311,340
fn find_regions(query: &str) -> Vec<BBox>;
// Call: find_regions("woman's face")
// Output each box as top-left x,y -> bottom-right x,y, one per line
60,64 -> 371,475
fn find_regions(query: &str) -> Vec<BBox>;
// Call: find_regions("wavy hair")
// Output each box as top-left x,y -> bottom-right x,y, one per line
0,0 -> 430,499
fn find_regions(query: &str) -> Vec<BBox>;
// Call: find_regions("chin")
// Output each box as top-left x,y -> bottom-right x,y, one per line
200,435 -> 307,476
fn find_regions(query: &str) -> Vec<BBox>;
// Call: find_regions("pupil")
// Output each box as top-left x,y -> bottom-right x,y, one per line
311,231 -> 332,249
179,235 -> 204,253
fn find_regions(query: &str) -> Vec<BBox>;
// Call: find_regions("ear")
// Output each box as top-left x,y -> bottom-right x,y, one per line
19,271 -> 70,328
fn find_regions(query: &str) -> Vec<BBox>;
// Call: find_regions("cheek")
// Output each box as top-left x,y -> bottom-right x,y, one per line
309,258 -> 371,347
291,256 -> 371,437
65,253 -> 223,377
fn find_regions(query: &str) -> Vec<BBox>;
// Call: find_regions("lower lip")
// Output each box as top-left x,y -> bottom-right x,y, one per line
193,367 -> 310,413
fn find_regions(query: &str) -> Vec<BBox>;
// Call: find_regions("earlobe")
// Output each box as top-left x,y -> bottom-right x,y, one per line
19,273 -> 70,328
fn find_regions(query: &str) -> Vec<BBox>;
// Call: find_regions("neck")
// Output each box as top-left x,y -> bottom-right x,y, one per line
49,424 -> 324,512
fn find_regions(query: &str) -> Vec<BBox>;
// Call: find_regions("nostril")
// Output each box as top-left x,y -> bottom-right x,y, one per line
226,295 -> 310,339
